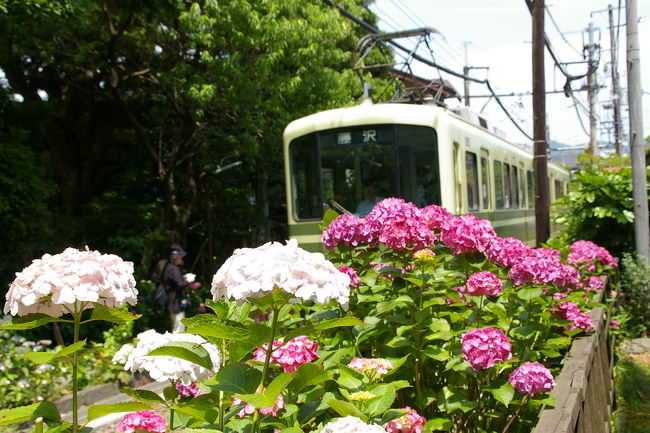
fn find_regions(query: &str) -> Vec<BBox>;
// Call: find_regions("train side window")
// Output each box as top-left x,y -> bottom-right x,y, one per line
518,164 -> 526,208
289,133 -> 321,219
453,142 -> 462,214
554,179 -> 563,199
494,160 -> 504,209
480,150 -> 490,210
503,163 -> 512,208
465,151 -> 479,211
527,170 -> 534,208
511,165 -> 519,208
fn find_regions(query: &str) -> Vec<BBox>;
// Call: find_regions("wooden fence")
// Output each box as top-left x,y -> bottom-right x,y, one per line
532,289 -> 615,433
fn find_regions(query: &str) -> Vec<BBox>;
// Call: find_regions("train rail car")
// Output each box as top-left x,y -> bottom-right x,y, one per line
283,102 -> 569,250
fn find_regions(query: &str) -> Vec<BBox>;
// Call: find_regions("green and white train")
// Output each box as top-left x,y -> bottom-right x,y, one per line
283,103 -> 569,251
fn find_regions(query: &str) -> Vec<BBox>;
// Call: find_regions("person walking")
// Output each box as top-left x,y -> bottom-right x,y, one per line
160,243 -> 200,333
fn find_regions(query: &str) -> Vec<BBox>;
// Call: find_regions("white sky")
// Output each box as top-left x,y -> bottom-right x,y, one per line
369,0 -> 650,151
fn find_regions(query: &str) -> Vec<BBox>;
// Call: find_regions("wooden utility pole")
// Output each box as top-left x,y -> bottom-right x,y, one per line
608,4 -> 623,155
586,22 -> 599,155
533,0 -> 550,245
626,0 -> 650,263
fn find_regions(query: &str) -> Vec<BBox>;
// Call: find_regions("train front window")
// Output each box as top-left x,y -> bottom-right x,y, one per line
289,124 -> 439,220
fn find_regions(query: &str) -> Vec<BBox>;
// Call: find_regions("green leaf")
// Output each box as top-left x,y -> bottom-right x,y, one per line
237,373 -> 293,408
247,287 -> 295,307
146,341 -> 214,370
423,347 -> 451,361
0,314 -> 66,330
510,325 -> 539,340
429,318 -> 451,332
543,337 -> 572,350
86,304 -> 140,323
171,405 -> 219,425
183,314 -> 250,341
205,299 -> 230,318
24,340 -> 86,364
423,418 -> 453,432
363,384 -> 395,417
278,429 -> 304,433
327,399 -> 367,421
87,401 -> 153,422
323,207 -> 340,227
0,402 -> 61,426
436,386 -> 477,413
288,363 -> 331,394
212,364 -> 262,394
175,429 -> 223,433
487,382 -> 515,407
283,316 -> 364,342
517,287 -> 543,300
119,387 -> 165,404
163,385 -> 179,401
44,422 -> 73,433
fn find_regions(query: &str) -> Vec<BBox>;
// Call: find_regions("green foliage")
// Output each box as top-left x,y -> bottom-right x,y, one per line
552,154 -> 648,259
613,357 -> 650,433
619,253 -> 650,337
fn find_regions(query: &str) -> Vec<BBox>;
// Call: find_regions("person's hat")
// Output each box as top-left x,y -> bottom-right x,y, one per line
169,243 -> 187,259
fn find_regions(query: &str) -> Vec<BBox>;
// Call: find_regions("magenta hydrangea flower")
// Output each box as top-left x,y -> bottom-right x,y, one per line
610,319 -> 620,329
440,214 -> 496,255
508,251 -> 558,287
348,357 -> 393,376
551,301 -> 594,332
232,392 -> 285,418
385,406 -> 426,433
465,271 -> 503,296
364,198 -> 420,241
176,381 -> 204,398
568,240 -> 618,270
508,362 -> 555,396
420,204 -> 453,231
461,328 -> 512,370
447,285 -> 467,304
322,214 -> 372,250
378,212 -> 436,251
117,411 -> 167,433
253,335 -> 319,373
583,276 -> 606,291
338,266 -> 360,288
486,237 -> 532,268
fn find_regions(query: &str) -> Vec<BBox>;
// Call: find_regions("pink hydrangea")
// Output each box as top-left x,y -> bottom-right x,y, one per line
508,362 -> 555,396
465,271 -> 503,296
551,301 -> 594,332
364,198 -> 420,241
447,285 -> 467,304
176,381 -> 204,398
486,237 -> 532,268
584,276 -> 606,291
117,411 -> 167,433
552,263 -> 581,288
232,392 -> 285,418
378,212 -> 436,251
4,247 -> 137,317
385,406 -> 426,433
440,214 -> 496,255
322,214 -> 372,250
569,312 -> 595,332
508,252 -> 558,287
338,266 -> 360,288
253,335 -> 319,373
567,240 -> 618,270
348,357 -> 393,376
610,319 -> 620,329
420,205 -> 453,231
461,328 -> 512,370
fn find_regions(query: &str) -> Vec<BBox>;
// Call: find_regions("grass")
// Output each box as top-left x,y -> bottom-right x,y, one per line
613,353 -> 650,433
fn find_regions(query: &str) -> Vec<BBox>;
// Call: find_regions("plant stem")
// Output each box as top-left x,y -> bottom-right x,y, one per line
170,408 -> 175,430
35,417 -> 43,433
72,303 -> 81,433
501,395 -> 528,433
219,340 -> 226,432
253,306 -> 280,433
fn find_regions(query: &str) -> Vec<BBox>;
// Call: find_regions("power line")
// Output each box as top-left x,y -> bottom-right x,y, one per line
545,5 -> 584,56
324,0 -> 535,140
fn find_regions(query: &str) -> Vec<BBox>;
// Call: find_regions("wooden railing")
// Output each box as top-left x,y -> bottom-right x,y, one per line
532,289 -> 615,433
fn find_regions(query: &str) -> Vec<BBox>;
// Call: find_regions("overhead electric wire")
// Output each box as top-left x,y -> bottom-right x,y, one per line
545,5 -> 583,56
324,0 -> 534,141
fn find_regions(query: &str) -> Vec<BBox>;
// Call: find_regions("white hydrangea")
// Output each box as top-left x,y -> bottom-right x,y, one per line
4,247 -> 138,317
112,343 -> 134,365
211,239 -> 350,308
320,416 -> 388,433
124,330 -> 221,384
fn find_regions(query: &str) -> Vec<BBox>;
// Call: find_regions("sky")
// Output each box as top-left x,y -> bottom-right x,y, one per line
368,0 -> 650,152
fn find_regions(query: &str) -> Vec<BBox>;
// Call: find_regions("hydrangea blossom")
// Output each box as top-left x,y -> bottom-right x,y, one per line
211,239 -> 350,308
338,266 -> 360,288
322,214 -> 372,250
321,416 -> 388,433
348,357 -> 394,376
413,249 -> 436,266
123,329 -> 221,384
508,251 -> 558,287
378,211 -> 436,251
112,343 -> 134,365
461,328 -> 512,370
253,335 -> 319,373
551,301 -> 594,332
176,381 -> 204,398
486,237 -> 531,268
440,214 -> 496,255
364,198 -> 420,241
568,240 -> 618,270
584,276 -> 606,291
4,247 -> 137,317
420,204 -> 453,231
232,392 -> 285,418
508,362 -> 555,396
117,411 -> 167,433
384,407 -> 426,433
465,271 -> 503,296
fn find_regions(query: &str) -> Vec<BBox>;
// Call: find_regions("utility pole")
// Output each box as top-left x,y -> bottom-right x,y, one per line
586,22 -> 599,155
463,41 -> 471,106
608,4 -> 623,155
626,0 -> 650,263
533,0 -> 550,245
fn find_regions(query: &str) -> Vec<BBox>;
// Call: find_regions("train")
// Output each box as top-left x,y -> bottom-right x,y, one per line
283,102 -> 570,251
